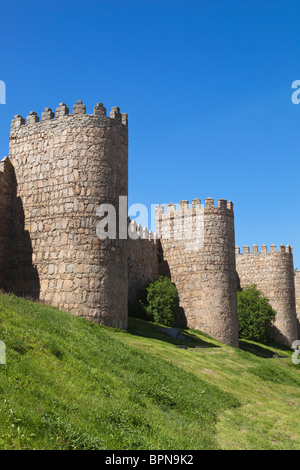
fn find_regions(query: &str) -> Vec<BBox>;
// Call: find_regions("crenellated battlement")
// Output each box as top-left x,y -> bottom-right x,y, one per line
128,220 -> 158,243
236,244 -> 293,255
10,100 -> 128,133
155,197 -> 235,253
155,194 -> 238,347
155,197 -> 233,217
1,94 -> 298,349
236,241 -> 297,346
7,98 -> 129,329
127,221 -> 161,306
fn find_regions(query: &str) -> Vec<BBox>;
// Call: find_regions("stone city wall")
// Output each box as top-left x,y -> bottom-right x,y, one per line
236,244 -> 298,346
8,100 -> 128,328
294,269 -> 300,338
156,198 -> 239,347
0,157 -> 15,290
0,97 -> 298,348
127,221 -> 160,304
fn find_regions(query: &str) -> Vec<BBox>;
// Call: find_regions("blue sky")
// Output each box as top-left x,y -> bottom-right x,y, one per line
0,0 -> 300,266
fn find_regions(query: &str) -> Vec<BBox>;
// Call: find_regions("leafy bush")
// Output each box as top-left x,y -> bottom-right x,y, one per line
138,276 -> 179,327
237,284 -> 276,344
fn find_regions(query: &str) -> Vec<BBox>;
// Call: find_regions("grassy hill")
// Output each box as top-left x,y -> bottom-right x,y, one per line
0,292 -> 299,450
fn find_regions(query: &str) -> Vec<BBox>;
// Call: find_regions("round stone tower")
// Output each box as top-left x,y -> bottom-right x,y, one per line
8,100 -> 128,328
236,244 -> 298,347
156,197 -> 239,347
294,269 -> 300,338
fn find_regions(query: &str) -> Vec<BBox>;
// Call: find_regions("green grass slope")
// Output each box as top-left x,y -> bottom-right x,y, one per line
0,292 -> 299,450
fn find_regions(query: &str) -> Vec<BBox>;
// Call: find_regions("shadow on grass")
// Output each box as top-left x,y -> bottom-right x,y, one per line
239,340 -> 290,359
128,317 -> 219,349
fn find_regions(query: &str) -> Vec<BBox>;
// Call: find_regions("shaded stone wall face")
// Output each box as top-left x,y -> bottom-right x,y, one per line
294,270 -> 300,338
1,99 -> 298,347
156,198 -> 239,347
0,158 -> 15,289
127,223 -> 160,304
236,245 -> 298,347
8,101 -> 128,328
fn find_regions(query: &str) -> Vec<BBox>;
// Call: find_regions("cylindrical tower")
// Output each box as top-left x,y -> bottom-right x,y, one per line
295,269 -> 300,338
236,244 -> 298,347
156,197 -> 239,347
8,100 -> 128,328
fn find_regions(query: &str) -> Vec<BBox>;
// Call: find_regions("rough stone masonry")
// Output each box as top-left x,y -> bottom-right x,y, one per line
0,99 -> 299,347
7,101 -> 128,328
236,244 -> 298,347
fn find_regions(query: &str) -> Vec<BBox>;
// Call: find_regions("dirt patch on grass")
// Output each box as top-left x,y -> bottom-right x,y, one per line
199,369 -> 220,377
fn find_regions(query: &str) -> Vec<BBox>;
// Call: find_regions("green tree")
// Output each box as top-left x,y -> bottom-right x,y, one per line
237,284 -> 276,344
141,276 -> 179,327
